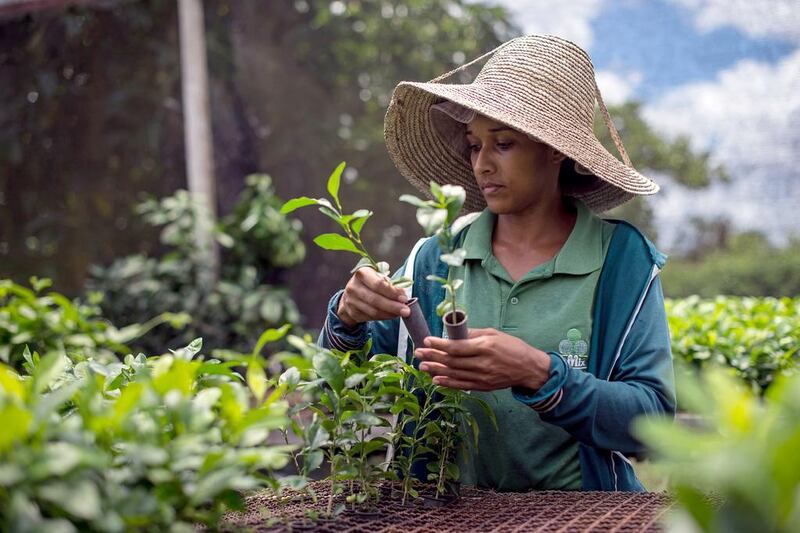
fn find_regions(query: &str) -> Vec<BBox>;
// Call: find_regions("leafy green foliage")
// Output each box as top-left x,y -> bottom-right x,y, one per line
634,368 -> 800,533
387,360 -> 494,502
662,232 -> 800,298
0,277 -> 187,371
0,338 -> 291,532
666,296 -> 799,393
88,175 -> 303,355
277,335 -> 493,509
281,162 -> 412,287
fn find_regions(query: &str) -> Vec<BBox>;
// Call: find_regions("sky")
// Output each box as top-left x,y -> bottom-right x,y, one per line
472,0 -> 800,250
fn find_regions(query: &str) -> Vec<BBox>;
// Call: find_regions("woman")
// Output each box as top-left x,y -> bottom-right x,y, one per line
320,35 -> 675,492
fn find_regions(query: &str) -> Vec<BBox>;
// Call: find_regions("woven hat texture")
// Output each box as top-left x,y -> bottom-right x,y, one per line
384,35 -> 659,213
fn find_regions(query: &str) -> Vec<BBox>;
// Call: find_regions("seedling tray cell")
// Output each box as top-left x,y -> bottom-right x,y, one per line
221,481 -> 673,532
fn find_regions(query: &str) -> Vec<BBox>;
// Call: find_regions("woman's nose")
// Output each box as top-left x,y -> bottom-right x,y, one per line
472,147 -> 494,175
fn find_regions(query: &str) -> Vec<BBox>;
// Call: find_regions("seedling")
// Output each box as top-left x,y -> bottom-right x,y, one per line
281,162 -> 412,287
400,182 -> 479,337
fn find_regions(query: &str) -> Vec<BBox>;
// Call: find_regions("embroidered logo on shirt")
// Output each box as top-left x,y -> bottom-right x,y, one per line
559,328 -> 588,370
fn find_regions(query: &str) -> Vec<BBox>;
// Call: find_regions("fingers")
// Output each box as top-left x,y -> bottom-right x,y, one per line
340,268 -> 411,323
467,327 -> 497,339
432,376 -> 485,391
358,268 -> 407,303
423,336 -> 480,357
418,361 -> 481,385
415,347 -> 483,371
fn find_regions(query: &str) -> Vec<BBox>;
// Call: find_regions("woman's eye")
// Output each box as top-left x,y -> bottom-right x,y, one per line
497,141 -> 513,150
469,144 -> 481,153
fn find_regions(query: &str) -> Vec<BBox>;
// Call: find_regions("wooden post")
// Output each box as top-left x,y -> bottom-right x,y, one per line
178,0 -> 218,284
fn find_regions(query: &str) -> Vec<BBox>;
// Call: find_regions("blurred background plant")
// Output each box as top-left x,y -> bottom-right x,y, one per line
87,174 -> 304,355
666,296 -> 799,395
635,367 -> 800,533
0,276 -> 188,371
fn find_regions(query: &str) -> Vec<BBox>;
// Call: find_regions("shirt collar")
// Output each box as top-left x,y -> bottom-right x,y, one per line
462,200 -> 605,276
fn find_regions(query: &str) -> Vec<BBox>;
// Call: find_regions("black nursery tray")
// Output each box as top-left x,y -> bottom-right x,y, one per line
221,481 -> 673,532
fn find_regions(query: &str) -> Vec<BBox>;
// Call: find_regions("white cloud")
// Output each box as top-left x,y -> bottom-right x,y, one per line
644,49 -> 800,247
644,48 -> 800,170
595,69 -> 643,105
670,0 -> 800,43
477,0 -> 604,49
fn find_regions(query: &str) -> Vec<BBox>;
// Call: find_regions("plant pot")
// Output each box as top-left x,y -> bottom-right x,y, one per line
443,310 -> 468,340
401,297 -> 431,349
420,493 -> 459,508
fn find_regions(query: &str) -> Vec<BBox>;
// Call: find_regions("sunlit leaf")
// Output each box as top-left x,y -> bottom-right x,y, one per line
327,162 -> 346,209
313,233 -> 363,255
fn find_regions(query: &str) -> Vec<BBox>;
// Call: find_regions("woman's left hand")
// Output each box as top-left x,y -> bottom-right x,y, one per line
415,328 -> 551,391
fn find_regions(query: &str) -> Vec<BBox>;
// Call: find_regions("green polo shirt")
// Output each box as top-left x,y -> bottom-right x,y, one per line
453,200 -> 615,491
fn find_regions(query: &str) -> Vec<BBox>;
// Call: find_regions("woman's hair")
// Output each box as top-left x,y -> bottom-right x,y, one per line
559,157 -> 604,196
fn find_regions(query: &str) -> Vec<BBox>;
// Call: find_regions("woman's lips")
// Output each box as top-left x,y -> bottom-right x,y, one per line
481,183 -> 504,195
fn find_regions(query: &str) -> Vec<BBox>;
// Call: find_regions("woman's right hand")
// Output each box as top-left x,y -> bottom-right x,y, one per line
336,267 -> 411,328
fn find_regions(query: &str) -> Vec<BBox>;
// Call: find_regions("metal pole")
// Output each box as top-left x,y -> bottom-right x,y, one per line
178,0 -> 218,284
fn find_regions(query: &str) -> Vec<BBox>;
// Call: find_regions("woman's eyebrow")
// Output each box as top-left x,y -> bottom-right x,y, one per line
465,127 -> 514,135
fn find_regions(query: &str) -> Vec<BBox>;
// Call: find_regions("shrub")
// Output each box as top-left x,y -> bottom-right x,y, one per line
88,175 -> 304,355
666,296 -> 800,393
0,338 -> 291,532
0,277 -> 185,372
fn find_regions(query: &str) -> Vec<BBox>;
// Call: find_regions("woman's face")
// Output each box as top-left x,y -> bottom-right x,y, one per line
466,114 -> 564,215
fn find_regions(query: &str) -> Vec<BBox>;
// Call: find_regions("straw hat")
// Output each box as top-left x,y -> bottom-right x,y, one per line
384,35 -> 659,213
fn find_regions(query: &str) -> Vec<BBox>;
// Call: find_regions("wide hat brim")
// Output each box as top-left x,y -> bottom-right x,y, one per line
384,38 -> 660,214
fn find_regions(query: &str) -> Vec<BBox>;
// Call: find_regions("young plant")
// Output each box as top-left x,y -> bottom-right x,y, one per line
283,336 -> 400,515
281,162 -> 411,287
400,182 -> 479,326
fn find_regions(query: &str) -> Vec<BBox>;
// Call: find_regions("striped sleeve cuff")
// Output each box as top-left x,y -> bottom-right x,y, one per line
511,352 -> 568,412
323,290 -> 368,352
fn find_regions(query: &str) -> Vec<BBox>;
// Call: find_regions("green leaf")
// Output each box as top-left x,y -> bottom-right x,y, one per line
34,352 -> 67,393
350,257 -> 374,274
39,481 -> 102,521
0,404 -> 32,453
392,277 -> 413,289
246,359 -> 268,402
350,210 -> 372,236
327,162 -> 346,209
440,249 -> 466,267
279,366 -> 301,388
345,373 -> 366,388
177,338 -> 203,360
280,475 -> 309,491
416,207 -> 448,235
252,324 -> 291,357
280,196 -> 320,214
313,233 -> 363,255
452,212 -> 481,235
429,181 -> 445,202
399,194 -> 429,208
312,351 -> 345,393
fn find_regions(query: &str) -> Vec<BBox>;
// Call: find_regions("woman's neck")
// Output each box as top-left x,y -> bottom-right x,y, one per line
493,197 -> 577,253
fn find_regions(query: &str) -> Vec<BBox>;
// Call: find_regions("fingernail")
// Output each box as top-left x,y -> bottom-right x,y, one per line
401,307 -> 410,317
423,337 -> 432,347
419,363 -> 429,372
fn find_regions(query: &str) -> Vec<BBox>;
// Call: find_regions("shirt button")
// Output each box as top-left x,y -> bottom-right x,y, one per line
510,297 -> 519,305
